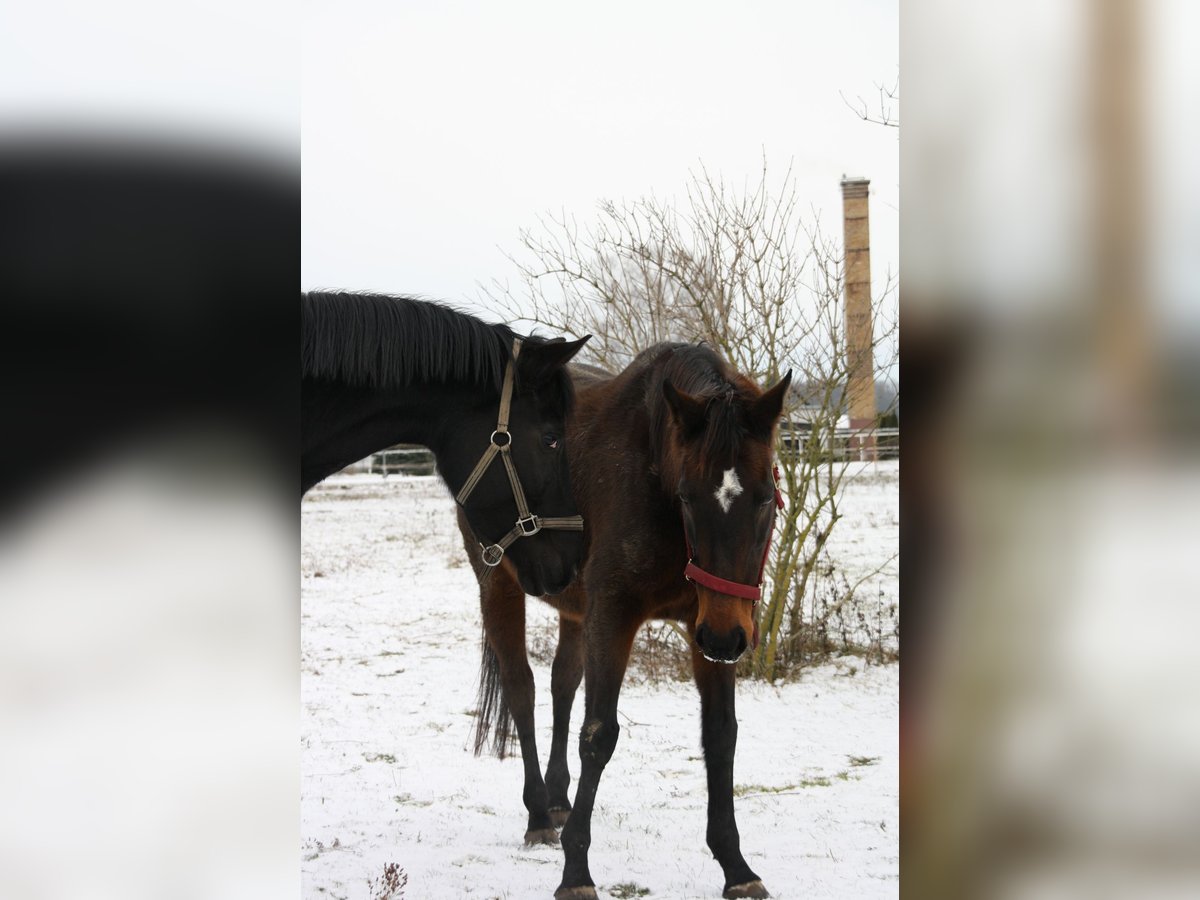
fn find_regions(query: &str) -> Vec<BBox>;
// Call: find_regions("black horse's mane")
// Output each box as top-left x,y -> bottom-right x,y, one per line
301,291 -> 517,391
644,343 -> 752,472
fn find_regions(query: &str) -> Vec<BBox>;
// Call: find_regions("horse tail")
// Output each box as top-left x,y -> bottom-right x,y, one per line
473,627 -> 515,758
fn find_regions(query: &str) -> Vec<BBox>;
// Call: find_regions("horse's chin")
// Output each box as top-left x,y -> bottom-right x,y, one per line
701,650 -> 743,665
517,575 -> 543,597
539,575 -> 574,597
521,575 -> 571,597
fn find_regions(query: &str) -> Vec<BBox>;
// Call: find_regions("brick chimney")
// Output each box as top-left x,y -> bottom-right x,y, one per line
841,176 -> 876,460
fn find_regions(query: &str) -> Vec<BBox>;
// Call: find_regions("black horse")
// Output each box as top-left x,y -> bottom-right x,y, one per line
302,290 -> 589,597
465,344 -> 790,899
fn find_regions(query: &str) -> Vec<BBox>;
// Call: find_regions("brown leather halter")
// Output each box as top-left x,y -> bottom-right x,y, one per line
455,338 -> 584,567
683,464 -> 784,603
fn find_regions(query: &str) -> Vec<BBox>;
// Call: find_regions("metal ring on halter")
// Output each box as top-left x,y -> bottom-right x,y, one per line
490,430 -> 511,447
517,514 -> 541,537
481,544 -> 505,567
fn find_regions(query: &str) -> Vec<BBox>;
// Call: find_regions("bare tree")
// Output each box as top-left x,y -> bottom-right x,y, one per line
484,159 -> 898,681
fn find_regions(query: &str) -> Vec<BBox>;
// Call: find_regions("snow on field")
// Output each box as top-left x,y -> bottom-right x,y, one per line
302,462 -> 898,899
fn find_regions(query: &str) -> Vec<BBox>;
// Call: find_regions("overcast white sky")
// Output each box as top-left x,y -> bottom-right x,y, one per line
302,0 -> 898,322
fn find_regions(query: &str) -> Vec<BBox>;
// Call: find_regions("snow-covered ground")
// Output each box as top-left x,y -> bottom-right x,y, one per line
302,462 -> 898,899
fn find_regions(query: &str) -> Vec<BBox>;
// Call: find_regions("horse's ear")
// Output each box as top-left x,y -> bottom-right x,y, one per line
662,379 -> 708,436
519,335 -> 591,381
747,370 -> 793,436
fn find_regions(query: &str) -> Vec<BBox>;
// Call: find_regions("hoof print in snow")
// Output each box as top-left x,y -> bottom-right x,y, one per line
524,827 -> 560,846
554,886 -> 598,900
725,880 -> 770,899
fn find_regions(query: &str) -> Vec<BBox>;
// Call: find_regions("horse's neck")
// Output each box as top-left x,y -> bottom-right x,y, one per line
573,370 -> 664,499
301,377 -> 491,492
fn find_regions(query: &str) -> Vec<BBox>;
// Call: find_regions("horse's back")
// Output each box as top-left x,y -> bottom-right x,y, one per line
568,361 -> 613,391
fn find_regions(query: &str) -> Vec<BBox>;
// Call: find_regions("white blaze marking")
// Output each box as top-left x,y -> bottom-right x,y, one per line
714,468 -> 743,513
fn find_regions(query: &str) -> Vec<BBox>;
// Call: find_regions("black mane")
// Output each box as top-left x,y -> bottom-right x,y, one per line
301,291 -> 517,391
645,343 -> 751,473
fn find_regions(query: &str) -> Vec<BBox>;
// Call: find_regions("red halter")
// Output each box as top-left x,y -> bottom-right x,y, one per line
682,464 -> 784,604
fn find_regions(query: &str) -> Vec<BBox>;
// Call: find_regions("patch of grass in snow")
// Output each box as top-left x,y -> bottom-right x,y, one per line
608,883 -> 652,898
849,755 -> 880,767
393,794 -> 434,808
302,837 -> 342,859
736,770 -> 858,794
364,752 -> 396,764
736,782 -> 802,795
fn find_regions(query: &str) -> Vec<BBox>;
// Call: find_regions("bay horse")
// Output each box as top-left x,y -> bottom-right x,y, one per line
462,343 -> 791,899
302,290 -> 590,597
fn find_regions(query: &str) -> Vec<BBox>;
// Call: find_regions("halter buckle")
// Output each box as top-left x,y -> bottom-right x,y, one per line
481,544 -> 505,567
490,430 -> 511,448
516,514 -> 541,537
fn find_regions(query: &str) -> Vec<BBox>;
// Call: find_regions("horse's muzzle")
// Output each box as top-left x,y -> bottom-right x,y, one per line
695,622 -> 748,664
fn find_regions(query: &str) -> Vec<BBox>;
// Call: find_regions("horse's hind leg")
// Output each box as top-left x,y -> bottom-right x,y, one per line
483,574 -> 557,845
545,614 -> 583,827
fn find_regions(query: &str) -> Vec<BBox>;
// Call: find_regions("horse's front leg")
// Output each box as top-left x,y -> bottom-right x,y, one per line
692,643 -> 769,899
483,571 -> 557,845
555,606 -> 641,900
545,614 -> 584,828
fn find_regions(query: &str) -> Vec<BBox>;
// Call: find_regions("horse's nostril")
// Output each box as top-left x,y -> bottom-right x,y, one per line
733,627 -> 748,658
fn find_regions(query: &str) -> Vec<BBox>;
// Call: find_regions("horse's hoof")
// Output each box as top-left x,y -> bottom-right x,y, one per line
524,827 -> 560,846
549,807 -> 571,828
554,887 -> 597,900
724,880 -> 770,899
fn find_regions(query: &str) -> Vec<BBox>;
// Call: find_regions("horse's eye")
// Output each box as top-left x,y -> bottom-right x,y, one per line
542,433 -> 559,449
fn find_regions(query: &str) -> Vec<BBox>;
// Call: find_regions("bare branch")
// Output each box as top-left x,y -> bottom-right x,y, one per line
840,77 -> 899,129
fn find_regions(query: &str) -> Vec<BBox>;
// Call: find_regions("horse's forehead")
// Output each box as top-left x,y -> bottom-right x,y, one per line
682,440 -> 770,480
513,377 -> 569,419
713,467 -> 744,513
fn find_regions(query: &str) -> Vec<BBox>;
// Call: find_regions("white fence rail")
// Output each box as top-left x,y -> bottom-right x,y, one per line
367,445 -> 436,476
781,426 -> 899,461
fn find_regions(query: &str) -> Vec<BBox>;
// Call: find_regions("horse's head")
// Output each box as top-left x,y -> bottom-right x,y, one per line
661,364 -> 792,664
441,335 -> 590,597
